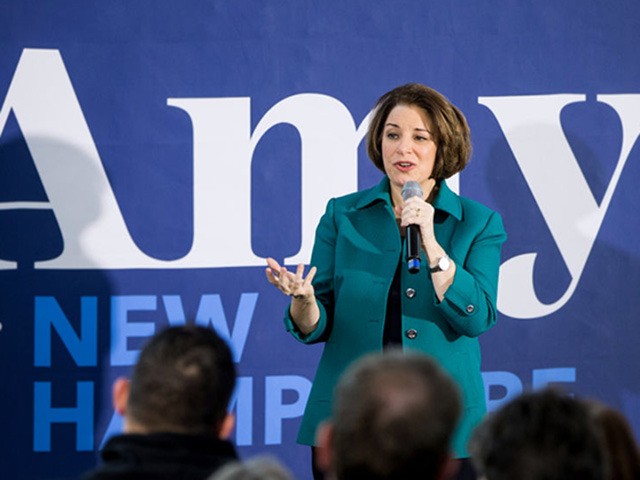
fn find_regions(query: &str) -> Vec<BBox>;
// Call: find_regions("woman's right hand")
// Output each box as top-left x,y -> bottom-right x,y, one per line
265,257 -> 317,300
265,257 -> 320,335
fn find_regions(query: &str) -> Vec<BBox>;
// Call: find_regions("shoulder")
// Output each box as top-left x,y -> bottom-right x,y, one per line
459,195 -> 499,220
328,180 -> 390,213
332,188 -> 372,209
435,180 -> 502,227
435,179 -> 505,238
456,194 -> 506,239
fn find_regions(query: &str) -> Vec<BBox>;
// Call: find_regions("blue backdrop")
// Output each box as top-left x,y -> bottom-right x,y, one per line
1,1 -> 639,479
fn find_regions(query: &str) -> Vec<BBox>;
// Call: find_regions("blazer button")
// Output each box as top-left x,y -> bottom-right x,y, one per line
405,329 -> 418,340
466,304 -> 475,314
405,288 -> 416,299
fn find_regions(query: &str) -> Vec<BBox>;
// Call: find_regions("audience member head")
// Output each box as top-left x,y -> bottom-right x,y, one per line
113,325 -> 236,437
209,456 -> 293,480
469,388 -> 606,480
317,349 -> 462,480
585,399 -> 640,480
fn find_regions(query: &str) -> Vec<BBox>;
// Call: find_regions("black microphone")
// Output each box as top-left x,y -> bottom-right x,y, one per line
402,181 -> 423,274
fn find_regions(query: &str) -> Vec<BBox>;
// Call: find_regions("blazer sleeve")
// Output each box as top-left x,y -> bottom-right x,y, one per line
435,210 -> 507,337
283,198 -> 337,344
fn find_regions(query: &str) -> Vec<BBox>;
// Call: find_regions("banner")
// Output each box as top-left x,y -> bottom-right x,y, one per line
1,2 -> 639,478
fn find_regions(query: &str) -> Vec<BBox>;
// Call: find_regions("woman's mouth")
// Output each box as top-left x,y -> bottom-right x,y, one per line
395,161 -> 414,171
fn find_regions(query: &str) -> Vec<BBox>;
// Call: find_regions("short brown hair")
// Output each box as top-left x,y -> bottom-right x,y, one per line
585,400 -> 640,480
469,389 -> 606,480
331,350 -> 461,480
366,83 -> 471,180
127,325 -> 236,434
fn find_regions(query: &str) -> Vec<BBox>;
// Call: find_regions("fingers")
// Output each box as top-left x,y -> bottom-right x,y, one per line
265,257 -> 282,285
304,266 -> 317,287
265,267 -> 283,286
403,196 -> 427,208
265,258 -> 316,298
266,257 -> 291,282
265,267 -> 276,284
266,257 -> 282,272
296,263 -> 305,279
400,197 -> 434,227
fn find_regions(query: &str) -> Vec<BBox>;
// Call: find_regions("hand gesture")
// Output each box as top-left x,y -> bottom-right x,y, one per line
265,257 -> 317,300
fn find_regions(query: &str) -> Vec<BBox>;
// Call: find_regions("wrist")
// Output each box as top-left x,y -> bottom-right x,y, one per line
429,254 -> 452,273
291,293 -> 316,306
421,232 -> 438,252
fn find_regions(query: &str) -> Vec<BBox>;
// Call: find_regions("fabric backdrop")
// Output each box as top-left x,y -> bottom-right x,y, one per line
1,1 -> 639,478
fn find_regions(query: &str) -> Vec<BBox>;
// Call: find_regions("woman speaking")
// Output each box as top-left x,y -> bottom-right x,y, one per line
266,83 -> 506,479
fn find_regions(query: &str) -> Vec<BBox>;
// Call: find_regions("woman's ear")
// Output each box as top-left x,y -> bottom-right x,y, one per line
112,377 -> 130,415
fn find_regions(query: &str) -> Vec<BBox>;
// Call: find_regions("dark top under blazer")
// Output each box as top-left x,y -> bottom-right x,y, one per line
284,176 -> 507,457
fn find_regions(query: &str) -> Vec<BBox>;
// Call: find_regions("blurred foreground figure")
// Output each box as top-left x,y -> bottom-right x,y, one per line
315,350 -> 462,480
210,456 -> 293,480
82,325 -> 238,480
585,399 -> 640,480
469,389 -> 606,480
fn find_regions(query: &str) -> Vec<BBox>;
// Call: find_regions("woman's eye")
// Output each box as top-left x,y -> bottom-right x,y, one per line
386,132 -> 398,139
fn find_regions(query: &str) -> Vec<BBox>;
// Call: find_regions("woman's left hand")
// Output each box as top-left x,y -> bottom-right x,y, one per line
398,196 -> 435,241
396,179 -> 456,300
395,178 -> 437,239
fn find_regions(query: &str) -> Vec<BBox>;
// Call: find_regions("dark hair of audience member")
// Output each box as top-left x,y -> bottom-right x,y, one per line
585,399 -> 640,480
469,388 -> 606,480
127,325 -> 236,434
331,350 -> 462,480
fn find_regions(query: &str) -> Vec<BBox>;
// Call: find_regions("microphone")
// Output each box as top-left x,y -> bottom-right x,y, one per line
402,181 -> 423,274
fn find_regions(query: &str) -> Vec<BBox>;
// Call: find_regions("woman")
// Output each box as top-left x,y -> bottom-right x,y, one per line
266,83 -> 507,479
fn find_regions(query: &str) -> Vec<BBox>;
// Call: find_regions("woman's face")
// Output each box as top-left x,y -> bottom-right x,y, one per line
381,104 -> 437,194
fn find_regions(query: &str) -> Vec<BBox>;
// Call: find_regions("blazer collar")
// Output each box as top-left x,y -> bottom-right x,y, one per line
354,176 -> 393,209
433,179 -> 462,221
355,176 -> 462,221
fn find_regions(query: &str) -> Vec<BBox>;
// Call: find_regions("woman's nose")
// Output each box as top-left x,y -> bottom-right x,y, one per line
398,138 -> 412,153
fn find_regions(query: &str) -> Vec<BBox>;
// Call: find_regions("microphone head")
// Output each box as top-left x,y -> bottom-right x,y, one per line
401,181 -> 423,201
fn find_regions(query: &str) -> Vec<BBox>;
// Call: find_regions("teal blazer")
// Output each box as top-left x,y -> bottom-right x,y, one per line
284,177 -> 507,457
